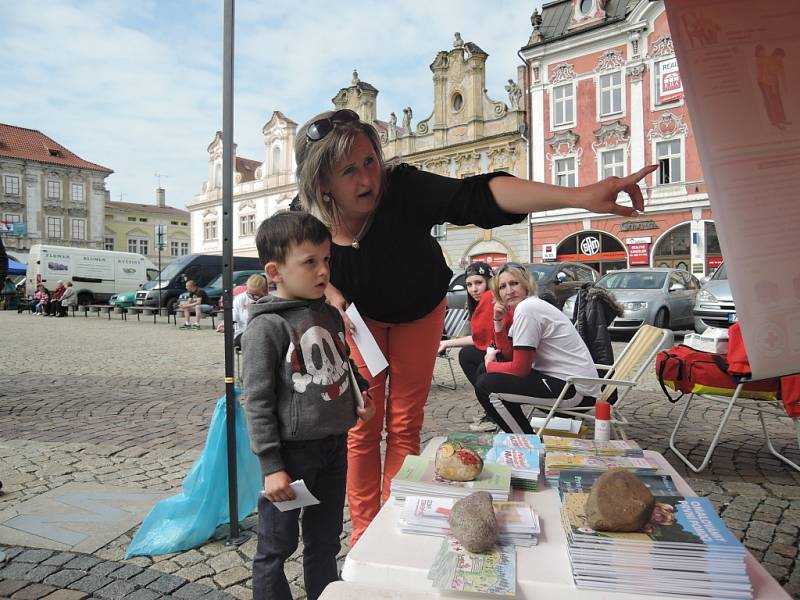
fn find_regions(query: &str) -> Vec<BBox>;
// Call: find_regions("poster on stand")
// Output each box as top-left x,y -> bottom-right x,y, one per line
666,0 -> 800,378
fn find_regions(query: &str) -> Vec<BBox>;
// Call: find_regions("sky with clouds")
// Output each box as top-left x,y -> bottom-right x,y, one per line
1,1 -> 542,209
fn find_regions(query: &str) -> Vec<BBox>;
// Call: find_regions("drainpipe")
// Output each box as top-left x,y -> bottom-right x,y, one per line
517,48 -> 533,263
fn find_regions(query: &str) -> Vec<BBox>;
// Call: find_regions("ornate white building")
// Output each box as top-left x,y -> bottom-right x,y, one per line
0,123 -> 113,260
189,34 -> 529,268
189,112 -> 298,257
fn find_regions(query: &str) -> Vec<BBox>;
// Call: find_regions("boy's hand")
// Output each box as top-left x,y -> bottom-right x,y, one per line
356,392 -> 376,422
264,471 -> 295,502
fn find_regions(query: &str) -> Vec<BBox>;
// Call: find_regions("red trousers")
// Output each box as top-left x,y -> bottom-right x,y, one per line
346,300 -> 446,545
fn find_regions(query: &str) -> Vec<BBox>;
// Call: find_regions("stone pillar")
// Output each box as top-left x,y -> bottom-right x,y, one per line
25,170 -> 41,237
530,62 -> 546,183
627,63 -> 646,174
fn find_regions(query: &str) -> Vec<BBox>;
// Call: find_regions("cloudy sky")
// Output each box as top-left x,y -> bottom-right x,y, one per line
1,1 -> 541,209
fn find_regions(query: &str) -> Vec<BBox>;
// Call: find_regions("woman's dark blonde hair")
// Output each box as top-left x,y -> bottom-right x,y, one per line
294,110 -> 387,227
490,264 -> 537,307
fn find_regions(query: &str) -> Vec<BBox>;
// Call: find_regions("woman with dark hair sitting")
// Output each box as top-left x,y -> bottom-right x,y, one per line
437,261 -> 514,431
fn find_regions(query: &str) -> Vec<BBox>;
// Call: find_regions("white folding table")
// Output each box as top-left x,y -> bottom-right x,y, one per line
340,437 -> 790,599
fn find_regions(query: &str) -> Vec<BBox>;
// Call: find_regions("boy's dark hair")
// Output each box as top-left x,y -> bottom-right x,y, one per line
255,211 -> 331,265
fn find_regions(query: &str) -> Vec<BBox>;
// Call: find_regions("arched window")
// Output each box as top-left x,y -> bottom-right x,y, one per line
653,224 -> 691,270
272,146 -> 281,175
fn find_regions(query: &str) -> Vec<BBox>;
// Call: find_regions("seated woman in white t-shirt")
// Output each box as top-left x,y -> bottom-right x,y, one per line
232,273 -> 268,346
474,264 -> 600,433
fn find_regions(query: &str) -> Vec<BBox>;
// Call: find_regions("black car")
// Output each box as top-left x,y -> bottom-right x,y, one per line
446,262 -> 599,310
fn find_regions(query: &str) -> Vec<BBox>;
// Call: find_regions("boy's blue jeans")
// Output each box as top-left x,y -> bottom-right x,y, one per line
253,433 -> 347,600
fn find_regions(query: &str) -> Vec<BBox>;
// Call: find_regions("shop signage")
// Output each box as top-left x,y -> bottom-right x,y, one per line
628,243 -> 650,266
625,236 -> 652,245
707,256 -> 723,270
579,236 -> 600,256
542,244 -> 557,261
658,58 -> 684,103
620,220 -> 658,232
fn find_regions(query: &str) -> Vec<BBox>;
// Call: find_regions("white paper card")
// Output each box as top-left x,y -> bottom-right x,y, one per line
271,479 -> 320,512
345,303 -> 389,377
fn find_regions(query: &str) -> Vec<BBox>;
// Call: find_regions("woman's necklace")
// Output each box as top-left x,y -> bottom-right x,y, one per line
341,212 -> 374,249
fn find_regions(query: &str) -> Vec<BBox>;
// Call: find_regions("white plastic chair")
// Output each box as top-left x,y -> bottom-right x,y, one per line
489,325 -> 673,439
433,308 -> 470,390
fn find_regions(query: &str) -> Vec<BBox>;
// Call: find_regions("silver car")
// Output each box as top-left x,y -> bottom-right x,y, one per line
562,267 -> 701,332
693,263 -> 736,333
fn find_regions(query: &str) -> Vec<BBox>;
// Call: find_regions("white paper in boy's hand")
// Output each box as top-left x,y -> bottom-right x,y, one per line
270,480 -> 320,512
345,304 -> 388,377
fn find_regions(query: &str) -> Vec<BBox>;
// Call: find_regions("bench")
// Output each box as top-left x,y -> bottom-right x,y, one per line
87,304 -> 115,320
128,306 -> 164,324
172,306 -> 220,328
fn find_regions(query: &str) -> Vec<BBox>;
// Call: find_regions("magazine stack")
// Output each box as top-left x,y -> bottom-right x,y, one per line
544,453 -> 659,487
390,454 -> 512,502
543,436 -> 644,457
400,496 -> 541,546
484,445 -> 540,491
558,470 -> 681,499
560,492 -> 752,598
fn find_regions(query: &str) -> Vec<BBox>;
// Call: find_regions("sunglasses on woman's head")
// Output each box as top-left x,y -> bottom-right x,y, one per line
496,262 -> 524,275
306,109 -> 360,141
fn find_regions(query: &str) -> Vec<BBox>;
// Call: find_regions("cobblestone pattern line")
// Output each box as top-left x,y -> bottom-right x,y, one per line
1,313 -> 799,598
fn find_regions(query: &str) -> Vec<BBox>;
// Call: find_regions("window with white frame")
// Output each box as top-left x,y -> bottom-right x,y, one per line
654,58 -> 683,105
431,223 -> 447,240
171,241 -> 179,257
204,220 -> 218,240
554,157 -> 577,187
180,241 -> 189,255
104,236 -> 115,251
71,182 -> 84,202
4,214 -> 22,232
656,139 -> 682,184
598,71 -> 623,117
47,180 -> 61,199
552,83 -> 574,127
3,175 -> 20,196
47,217 -> 63,239
128,237 -> 149,255
601,149 -> 625,178
70,218 -> 86,240
239,213 -> 256,236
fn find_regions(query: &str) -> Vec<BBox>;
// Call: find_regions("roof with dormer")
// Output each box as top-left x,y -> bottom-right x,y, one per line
236,157 -> 261,182
105,200 -> 190,218
0,123 -> 113,174
523,0 -> 639,49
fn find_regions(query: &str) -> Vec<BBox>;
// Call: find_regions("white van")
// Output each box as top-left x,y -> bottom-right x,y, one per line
26,244 -> 159,305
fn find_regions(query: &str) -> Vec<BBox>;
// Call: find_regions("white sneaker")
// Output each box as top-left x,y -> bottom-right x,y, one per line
469,417 -> 497,432
180,322 -> 191,329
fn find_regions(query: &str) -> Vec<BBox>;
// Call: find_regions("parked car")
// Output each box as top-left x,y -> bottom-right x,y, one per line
562,267 -> 701,332
693,263 -> 736,333
133,254 -> 263,312
446,262 -> 599,310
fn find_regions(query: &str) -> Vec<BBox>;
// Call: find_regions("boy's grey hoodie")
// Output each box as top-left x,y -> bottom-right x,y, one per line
241,295 -> 365,477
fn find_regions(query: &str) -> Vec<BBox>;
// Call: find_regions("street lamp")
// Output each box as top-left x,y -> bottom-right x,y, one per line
156,224 -> 166,309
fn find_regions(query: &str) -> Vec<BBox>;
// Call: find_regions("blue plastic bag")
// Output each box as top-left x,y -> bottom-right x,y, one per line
126,390 -> 262,557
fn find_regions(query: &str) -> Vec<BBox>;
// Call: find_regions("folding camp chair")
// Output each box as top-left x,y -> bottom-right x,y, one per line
433,308 -> 470,390
669,381 -> 800,473
489,325 -> 673,439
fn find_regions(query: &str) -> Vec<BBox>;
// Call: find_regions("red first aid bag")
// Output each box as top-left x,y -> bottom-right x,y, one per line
726,323 -> 800,417
655,344 -> 779,403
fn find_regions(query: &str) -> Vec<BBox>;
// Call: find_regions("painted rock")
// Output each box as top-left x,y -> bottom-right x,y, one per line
434,442 -> 483,482
585,470 -> 655,532
449,491 -> 497,553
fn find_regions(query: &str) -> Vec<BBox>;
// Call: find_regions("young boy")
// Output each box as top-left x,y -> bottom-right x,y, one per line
242,211 -> 374,600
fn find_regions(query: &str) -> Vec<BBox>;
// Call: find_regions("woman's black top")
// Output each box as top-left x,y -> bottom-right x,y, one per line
330,164 -> 526,324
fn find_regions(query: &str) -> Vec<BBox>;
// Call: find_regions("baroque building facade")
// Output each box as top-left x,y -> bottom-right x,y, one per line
0,123 -> 113,260
104,188 -> 190,267
188,35 -> 528,268
520,0 -> 720,277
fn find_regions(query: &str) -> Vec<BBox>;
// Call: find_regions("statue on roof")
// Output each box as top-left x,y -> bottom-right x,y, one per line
453,32 -> 464,48
352,69 -> 360,86
505,79 -> 523,110
402,107 -> 413,132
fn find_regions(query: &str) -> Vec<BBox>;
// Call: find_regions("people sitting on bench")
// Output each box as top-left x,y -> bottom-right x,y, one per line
59,282 -> 77,316
232,273 -> 268,347
179,280 -> 211,329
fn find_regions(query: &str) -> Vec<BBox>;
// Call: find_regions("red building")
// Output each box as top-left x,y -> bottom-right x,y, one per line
519,0 -> 721,276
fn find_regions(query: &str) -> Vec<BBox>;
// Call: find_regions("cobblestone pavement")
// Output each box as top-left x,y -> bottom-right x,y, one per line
1,312 -> 799,599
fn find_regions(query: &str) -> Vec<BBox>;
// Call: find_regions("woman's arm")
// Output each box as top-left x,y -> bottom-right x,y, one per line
438,335 -> 473,354
325,281 -> 354,333
488,166 -> 657,217
487,347 -> 536,377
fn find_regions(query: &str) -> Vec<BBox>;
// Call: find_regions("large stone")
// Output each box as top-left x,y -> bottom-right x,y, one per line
434,442 -> 483,482
449,491 -> 497,553
585,471 -> 655,532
